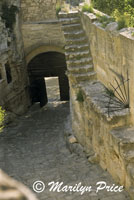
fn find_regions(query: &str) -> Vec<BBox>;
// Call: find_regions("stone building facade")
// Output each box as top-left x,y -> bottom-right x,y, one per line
0,0 -> 29,118
0,0 -> 66,116
21,0 -> 56,22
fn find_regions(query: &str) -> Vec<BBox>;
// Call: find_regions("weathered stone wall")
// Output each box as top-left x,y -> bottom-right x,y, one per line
21,0 -> 56,22
70,79 -> 134,198
80,12 -> 134,123
21,0 -> 65,64
0,1 -> 30,117
22,21 -> 65,61
66,11 -> 134,199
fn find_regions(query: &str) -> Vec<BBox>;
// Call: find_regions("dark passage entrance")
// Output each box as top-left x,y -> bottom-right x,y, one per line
28,51 -> 69,107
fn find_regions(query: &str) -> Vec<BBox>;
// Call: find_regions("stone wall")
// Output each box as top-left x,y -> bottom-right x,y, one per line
0,1 -> 30,117
80,12 -> 134,124
22,21 -> 65,61
21,0 -> 65,65
21,0 -> 56,22
70,78 -> 134,198
66,11 -> 134,199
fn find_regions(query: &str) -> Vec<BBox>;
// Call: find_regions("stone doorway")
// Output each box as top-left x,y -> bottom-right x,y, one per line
27,51 -> 69,107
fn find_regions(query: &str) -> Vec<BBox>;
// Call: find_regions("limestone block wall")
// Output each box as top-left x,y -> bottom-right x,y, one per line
67,11 -> 134,198
21,0 -> 65,63
22,22 -> 65,59
70,78 -> 134,198
80,12 -> 134,124
21,0 -> 56,22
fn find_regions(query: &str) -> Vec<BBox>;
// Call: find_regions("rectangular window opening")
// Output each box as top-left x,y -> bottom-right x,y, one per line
5,62 -> 12,84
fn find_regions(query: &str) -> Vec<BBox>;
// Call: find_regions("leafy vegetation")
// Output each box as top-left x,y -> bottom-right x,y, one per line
0,107 -> 5,132
97,15 -> 115,28
82,4 -> 94,13
131,32 -> 134,37
91,0 -> 134,29
76,90 -> 84,102
1,3 -> 19,32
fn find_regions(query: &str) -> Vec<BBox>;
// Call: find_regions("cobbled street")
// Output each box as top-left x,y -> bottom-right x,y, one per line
0,79 -> 130,200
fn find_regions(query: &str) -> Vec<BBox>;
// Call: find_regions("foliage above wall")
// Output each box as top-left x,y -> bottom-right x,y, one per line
91,0 -> 134,28
82,4 -> 94,13
1,3 -> 19,32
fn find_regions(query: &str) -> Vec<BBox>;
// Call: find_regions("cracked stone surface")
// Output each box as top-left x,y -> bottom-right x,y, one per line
0,101 -> 129,200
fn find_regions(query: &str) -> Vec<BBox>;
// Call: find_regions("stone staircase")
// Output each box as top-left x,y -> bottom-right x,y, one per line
59,11 -> 96,83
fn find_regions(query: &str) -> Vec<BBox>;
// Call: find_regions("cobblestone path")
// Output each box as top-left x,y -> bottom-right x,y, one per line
0,101 -> 129,200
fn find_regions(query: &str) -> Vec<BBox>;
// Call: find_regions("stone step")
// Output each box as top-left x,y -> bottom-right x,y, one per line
58,11 -> 79,19
65,36 -> 87,45
65,44 -> 89,52
110,127 -> 134,158
123,150 -> 134,162
69,71 -> 97,82
62,23 -> 82,32
67,57 -> 93,67
64,30 -> 85,39
68,64 -> 94,73
59,17 -> 80,25
79,81 -> 130,123
65,50 -> 90,60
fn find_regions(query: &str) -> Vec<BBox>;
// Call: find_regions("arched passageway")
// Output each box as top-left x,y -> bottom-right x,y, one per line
27,51 -> 69,107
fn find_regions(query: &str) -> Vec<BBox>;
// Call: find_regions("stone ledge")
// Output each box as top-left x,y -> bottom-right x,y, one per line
110,127 -> 134,156
79,81 -> 130,124
80,10 -> 134,39
23,19 -> 60,25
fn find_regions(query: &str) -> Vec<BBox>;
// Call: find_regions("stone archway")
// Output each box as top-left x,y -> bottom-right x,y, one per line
27,51 -> 69,107
26,45 -> 65,65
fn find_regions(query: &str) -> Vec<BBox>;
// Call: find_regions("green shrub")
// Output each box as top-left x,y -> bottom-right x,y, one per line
97,15 -> 115,28
1,3 -> 19,32
82,4 -> 94,13
117,16 -> 128,29
112,9 -> 129,29
0,107 -> 5,132
131,32 -> 134,36
76,90 -> 84,102
92,0 -> 125,16
91,0 -> 134,28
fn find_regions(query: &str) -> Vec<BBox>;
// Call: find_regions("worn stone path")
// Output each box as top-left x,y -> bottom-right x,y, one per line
0,102 -> 129,200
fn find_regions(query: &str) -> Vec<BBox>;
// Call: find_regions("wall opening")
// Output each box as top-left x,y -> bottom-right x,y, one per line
45,77 -> 60,102
28,51 -> 69,107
